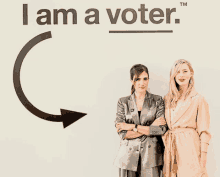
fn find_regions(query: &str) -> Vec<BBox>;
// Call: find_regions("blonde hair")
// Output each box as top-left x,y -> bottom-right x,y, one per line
166,59 -> 194,108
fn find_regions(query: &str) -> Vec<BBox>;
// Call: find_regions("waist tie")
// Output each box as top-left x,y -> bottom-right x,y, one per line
163,128 -> 197,177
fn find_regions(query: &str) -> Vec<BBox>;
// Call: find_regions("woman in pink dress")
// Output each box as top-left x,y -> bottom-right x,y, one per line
163,59 -> 211,177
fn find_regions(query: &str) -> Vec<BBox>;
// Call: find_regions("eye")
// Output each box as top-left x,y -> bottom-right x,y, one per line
183,70 -> 188,73
135,78 -> 140,81
144,77 -> 148,80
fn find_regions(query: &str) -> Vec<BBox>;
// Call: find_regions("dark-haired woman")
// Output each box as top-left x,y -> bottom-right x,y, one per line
114,64 -> 167,177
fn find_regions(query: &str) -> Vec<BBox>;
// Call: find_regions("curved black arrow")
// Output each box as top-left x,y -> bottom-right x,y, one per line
13,31 -> 86,128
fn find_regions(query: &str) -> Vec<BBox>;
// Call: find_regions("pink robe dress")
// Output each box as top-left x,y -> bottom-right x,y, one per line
163,89 -> 211,177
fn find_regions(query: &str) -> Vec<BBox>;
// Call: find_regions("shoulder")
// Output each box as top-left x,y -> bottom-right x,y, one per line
164,93 -> 169,100
118,95 -> 131,103
191,91 -> 206,101
163,93 -> 170,104
190,92 -> 209,109
195,93 -> 208,104
193,93 -> 210,113
149,92 -> 163,101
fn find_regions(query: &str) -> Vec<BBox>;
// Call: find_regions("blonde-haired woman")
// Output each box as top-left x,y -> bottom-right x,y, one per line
163,59 -> 211,177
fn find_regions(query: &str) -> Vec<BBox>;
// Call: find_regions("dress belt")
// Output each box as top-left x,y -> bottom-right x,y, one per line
163,127 -> 197,177
168,127 -> 196,133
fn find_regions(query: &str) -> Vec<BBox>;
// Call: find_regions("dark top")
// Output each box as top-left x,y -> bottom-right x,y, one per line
138,111 -> 141,121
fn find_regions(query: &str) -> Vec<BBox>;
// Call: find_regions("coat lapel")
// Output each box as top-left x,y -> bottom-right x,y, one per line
128,91 -> 154,125
171,98 -> 192,126
171,89 -> 198,126
128,93 -> 140,125
140,91 -> 153,123
142,91 -> 153,110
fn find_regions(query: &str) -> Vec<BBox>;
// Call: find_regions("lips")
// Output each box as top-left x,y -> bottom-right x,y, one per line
179,79 -> 185,82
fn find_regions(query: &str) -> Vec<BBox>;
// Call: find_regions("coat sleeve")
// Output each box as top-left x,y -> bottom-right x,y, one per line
197,96 -> 211,152
149,97 -> 168,135
115,98 -> 127,140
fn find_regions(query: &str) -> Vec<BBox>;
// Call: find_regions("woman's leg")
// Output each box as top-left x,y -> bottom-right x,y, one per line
119,169 -> 136,177
175,132 -> 202,177
140,165 -> 162,177
119,155 -> 142,177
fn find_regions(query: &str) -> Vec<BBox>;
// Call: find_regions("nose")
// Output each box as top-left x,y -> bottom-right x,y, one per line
179,71 -> 184,77
140,79 -> 145,85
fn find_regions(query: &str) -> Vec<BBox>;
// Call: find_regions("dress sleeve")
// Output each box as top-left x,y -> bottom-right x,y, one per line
115,98 -> 127,140
197,96 -> 211,152
149,97 -> 168,135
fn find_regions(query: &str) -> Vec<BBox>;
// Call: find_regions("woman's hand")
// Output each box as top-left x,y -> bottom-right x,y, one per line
151,117 -> 166,126
116,123 -> 134,132
200,152 -> 207,168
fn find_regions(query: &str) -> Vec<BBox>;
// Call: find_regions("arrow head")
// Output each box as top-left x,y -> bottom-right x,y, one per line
60,109 -> 87,128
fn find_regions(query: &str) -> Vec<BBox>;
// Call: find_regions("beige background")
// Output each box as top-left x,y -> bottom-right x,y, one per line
0,0 -> 219,176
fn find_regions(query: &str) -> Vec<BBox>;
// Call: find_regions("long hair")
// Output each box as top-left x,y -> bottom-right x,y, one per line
130,64 -> 149,94
166,59 -> 195,108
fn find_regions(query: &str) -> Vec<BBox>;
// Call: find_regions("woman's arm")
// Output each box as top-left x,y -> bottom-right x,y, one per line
116,96 -> 167,137
115,98 -> 127,140
117,117 -> 167,136
197,96 -> 211,167
116,122 -> 144,139
115,98 -> 143,139
136,117 -> 167,136
124,131 -> 143,139
138,97 -> 167,136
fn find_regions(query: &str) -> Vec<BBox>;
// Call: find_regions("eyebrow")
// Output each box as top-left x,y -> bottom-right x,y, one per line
137,77 -> 148,79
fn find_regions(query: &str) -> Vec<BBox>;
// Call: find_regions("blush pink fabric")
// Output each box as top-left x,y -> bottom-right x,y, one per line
163,89 -> 211,177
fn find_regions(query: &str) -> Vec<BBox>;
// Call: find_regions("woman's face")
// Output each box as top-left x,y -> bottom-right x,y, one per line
132,71 -> 149,93
175,63 -> 192,87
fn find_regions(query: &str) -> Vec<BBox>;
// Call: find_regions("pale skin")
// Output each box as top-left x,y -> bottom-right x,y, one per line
116,71 -> 166,139
175,63 -> 207,168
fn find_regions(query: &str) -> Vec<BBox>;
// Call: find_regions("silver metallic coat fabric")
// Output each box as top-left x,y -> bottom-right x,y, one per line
114,91 -> 167,171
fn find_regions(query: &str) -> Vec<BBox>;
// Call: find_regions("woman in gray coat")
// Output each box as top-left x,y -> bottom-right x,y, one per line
114,64 -> 167,177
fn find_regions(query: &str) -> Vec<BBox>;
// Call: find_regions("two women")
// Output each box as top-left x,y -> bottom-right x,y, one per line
115,60 -> 211,177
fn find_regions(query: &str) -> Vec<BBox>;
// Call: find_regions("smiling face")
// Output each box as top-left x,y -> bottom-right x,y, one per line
175,63 -> 192,87
168,59 -> 195,108
132,71 -> 149,94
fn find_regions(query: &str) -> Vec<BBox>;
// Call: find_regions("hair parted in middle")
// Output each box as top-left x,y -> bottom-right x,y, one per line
166,59 -> 195,108
130,64 -> 149,94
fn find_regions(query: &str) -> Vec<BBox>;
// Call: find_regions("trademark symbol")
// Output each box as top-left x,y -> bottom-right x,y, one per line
180,2 -> 187,6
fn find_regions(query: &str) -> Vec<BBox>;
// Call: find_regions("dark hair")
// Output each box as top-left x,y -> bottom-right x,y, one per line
130,64 -> 149,94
